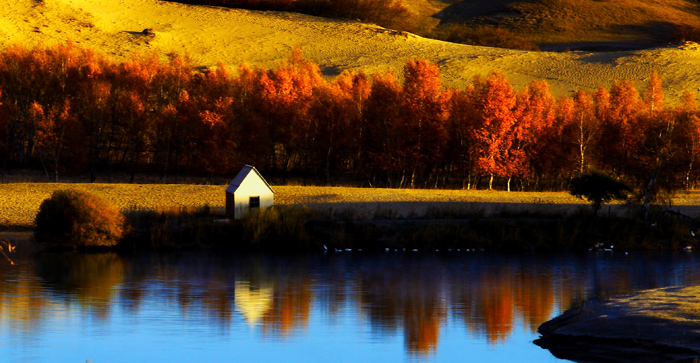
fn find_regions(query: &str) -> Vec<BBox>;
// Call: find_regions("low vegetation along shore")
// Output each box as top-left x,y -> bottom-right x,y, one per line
3,183 -> 700,252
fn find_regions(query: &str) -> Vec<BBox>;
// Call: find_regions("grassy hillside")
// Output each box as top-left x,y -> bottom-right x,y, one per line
2,0 -> 700,101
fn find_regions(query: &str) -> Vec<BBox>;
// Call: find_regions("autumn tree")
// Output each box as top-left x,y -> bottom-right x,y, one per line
399,59 -> 448,188
470,71 -> 517,190
514,79 -> 557,190
308,80 -> 353,184
245,48 -> 323,178
676,91 -> 700,188
362,70 -> 404,186
336,71 -> 371,178
642,71 -> 664,114
31,100 -> 87,181
445,86 -> 479,189
599,80 -> 643,177
558,91 -> 598,176
191,62 -> 239,176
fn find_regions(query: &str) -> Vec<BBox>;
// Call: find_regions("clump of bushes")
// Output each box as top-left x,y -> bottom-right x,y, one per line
122,205 -> 234,248
669,25 -> 700,44
122,205 -> 313,251
169,0 -> 415,32
432,24 -> 540,51
34,190 -> 125,248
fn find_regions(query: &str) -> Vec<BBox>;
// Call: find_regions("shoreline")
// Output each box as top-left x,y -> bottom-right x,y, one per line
535,286 -> 700,363
9,209 -> 698,252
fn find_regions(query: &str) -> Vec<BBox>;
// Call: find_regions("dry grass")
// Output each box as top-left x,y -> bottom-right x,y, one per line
4,183 -> 700,227
275,186 -> 590,218
0,183 -> 225,227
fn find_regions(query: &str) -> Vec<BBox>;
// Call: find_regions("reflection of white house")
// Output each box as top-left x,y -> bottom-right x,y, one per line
225,165 -> 274,219
234,280 -> 274,327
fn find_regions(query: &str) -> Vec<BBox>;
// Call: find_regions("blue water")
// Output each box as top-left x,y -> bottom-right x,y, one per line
2,250 -> 699,363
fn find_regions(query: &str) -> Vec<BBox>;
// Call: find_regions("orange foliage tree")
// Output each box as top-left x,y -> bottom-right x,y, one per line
2,42 -> 700,192
399,59 -> 448,188
470,71 -> 517,190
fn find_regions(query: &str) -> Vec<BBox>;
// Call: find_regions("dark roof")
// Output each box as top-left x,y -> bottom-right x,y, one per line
225,165 -> 274,194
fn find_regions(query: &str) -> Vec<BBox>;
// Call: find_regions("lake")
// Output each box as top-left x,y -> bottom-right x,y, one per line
2,250 -> 699,362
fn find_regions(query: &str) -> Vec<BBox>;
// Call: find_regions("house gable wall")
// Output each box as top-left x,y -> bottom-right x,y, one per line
226,167 -> 274,219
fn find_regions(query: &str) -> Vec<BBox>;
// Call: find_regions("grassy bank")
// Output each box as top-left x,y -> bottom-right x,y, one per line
0,183 -> 666,228
2,184 -> 699,251
119,205 -> 697,252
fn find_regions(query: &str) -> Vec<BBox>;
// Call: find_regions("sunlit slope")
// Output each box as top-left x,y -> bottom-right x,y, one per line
1,0 -> 700,101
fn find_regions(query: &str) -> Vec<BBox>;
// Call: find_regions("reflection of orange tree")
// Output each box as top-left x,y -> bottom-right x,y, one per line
358,259 -> 446,356
452,268 -> 515,345
0,262 -> 51,332
480,276 -> 515,345
261,275 -> 313,337
515,268 -> 554,333
453,262 -> 593,345
35,252 -> 125,320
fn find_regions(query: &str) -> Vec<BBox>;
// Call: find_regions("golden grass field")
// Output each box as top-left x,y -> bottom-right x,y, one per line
2,0 -> 700,103
4,183 -> 700,227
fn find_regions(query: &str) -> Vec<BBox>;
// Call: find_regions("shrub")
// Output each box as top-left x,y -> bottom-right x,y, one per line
568,169 -> 631,214
34,190 -> 125,248
168,0 -> 415,32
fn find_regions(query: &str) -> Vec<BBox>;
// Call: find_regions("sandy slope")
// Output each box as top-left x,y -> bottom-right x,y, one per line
1,0 -> 700,101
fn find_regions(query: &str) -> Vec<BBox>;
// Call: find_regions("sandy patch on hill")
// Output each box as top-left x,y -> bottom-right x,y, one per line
1,0 -> 700,102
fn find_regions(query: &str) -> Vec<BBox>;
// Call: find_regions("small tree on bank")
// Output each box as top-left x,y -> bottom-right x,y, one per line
34,190 -> 125,248
569,169 -> 631,214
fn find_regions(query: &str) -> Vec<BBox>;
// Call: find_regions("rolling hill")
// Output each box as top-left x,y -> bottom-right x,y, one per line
1,0 -> 700,102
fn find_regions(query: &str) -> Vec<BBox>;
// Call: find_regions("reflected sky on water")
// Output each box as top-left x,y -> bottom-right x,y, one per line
2,250 -> 700,362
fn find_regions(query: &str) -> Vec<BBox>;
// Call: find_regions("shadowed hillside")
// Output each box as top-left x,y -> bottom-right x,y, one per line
162,0 -> 700,50
430,0 -> 700,50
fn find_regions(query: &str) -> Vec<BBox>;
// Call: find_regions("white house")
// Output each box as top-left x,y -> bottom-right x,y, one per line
225,165 -> 275,219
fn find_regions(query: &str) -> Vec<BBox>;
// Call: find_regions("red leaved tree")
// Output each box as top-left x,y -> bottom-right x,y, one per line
362,70 -> 404,186
399,59 -> 448,188
470,71 -> 517,190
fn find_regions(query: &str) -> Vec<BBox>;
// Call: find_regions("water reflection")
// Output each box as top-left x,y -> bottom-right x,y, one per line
36,252 -> 125,319
2,251 -> 700,359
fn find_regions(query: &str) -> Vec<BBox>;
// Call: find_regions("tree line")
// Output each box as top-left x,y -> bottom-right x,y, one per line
0,42 -> 698,194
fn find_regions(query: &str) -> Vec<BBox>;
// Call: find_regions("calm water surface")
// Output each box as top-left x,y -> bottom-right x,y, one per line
2,250 -> 700,362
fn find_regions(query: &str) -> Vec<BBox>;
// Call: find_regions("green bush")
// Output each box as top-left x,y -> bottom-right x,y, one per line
34,190 -> 125,248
